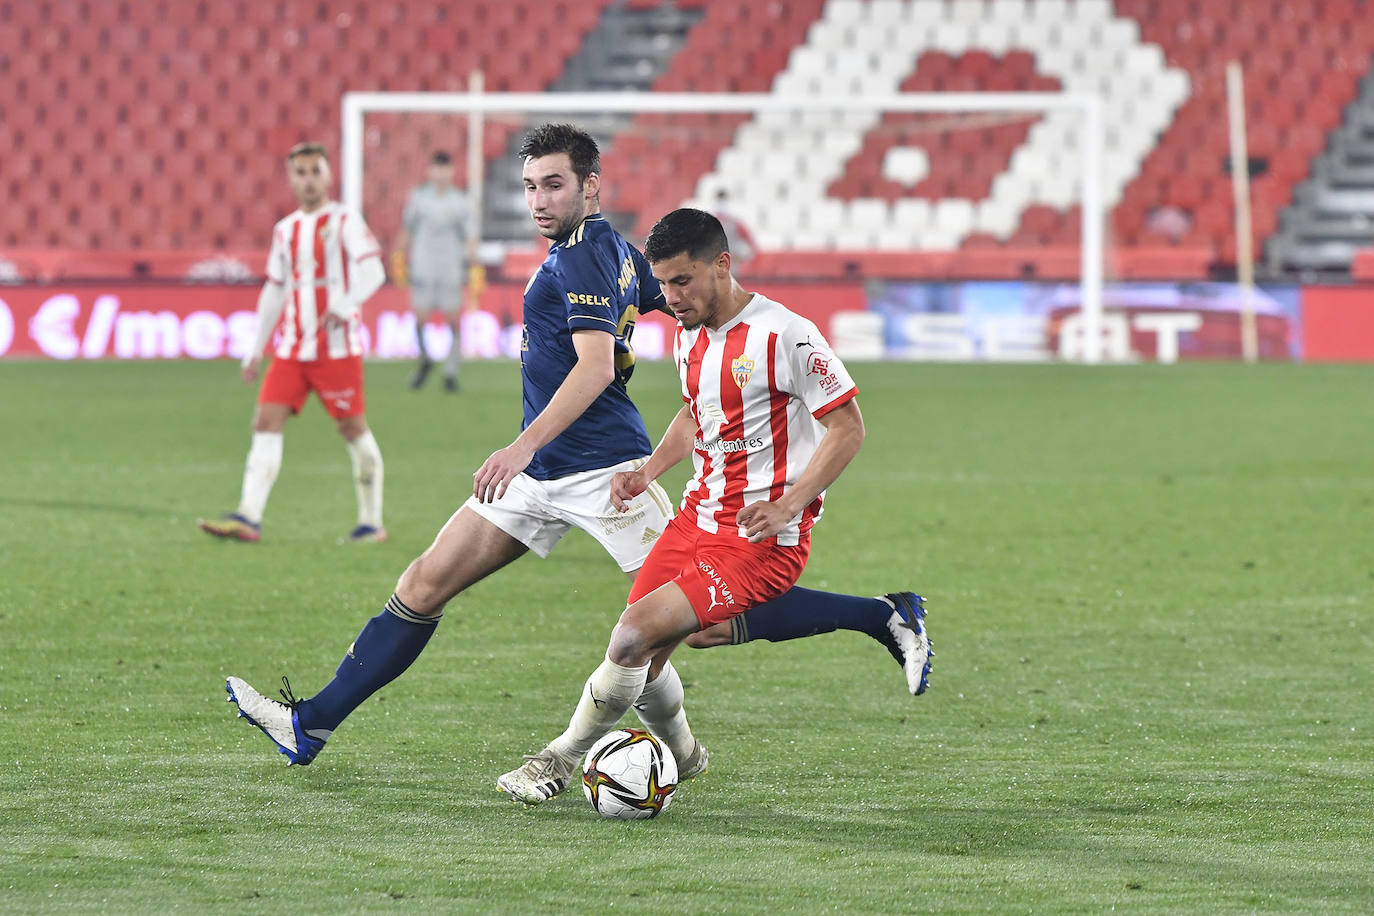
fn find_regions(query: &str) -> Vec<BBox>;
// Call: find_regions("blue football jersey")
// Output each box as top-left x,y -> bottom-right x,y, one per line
520,215 -> 668,480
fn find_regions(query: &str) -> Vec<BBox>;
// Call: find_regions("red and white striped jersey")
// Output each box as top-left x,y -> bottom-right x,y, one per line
264,201 -> 382,361
674,293 -> 858,546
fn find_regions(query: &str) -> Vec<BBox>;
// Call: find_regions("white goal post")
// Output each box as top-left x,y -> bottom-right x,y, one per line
341,90 -> 1106,363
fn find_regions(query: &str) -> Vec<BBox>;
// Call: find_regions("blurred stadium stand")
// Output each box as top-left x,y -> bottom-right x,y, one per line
2,0 -> 1372,282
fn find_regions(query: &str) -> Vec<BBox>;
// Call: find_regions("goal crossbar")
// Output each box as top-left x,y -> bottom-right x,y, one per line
342,90 -> 1106,362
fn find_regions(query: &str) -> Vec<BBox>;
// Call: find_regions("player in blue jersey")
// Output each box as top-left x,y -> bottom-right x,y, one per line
224,124 -> 930,771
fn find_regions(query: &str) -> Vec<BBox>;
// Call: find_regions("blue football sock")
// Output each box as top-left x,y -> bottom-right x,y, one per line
734,586 -> 890,645
296,594 -> 440,734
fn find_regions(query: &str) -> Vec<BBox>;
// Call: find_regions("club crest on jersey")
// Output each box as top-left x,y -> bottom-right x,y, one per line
730,354 -> 755,389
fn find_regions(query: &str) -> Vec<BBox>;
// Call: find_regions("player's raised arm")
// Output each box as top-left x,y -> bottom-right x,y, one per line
473,328 -> 615,503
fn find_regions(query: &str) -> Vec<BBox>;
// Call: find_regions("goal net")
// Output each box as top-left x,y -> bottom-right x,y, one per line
343,91 -> 1111,362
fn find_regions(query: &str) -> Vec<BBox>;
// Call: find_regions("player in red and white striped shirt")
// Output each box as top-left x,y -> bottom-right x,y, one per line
498,208 -> 923,804
200,142 -> 387,544
670,280 -> 858,548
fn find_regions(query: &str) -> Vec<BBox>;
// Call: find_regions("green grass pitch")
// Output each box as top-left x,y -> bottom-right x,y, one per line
1,357 -> 1370,912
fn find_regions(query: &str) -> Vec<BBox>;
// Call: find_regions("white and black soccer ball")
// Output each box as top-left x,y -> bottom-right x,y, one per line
581,728 -> 678,819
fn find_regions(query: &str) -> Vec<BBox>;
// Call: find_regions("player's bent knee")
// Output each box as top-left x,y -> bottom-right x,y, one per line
337,417 -> 369,441
606,620 -> 654,668
252,404 -> 289,433
394,556 -> 449,618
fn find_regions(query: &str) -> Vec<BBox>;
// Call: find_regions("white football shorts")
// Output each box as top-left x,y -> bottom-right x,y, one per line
410,278 -> 463,312
465,457 -> 676,572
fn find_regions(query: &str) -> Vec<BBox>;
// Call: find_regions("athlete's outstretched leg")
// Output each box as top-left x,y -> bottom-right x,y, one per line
226,507 -> 528,763
689,586 -> 933,695
298,507 -> 527,734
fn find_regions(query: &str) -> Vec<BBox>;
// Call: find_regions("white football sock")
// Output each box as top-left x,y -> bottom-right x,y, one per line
345,430 -> 384,528
631,661 -> 697,766
547,656 -> 649,765
236,431 -> 282,525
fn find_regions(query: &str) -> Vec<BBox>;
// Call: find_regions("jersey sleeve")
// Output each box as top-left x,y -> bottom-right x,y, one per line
333,209 -> 384,313
265,224 -> 287,284
341,209 -> 383,264
556,241 -> 619,335
631,246 -> 668,315
779,318 -> 858,419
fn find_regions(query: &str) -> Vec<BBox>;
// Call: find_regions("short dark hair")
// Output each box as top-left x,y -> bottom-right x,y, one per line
644,208 -> 730,264
430,150 -> 452,165
286,141 -> 328,163
517,123 -> 601,186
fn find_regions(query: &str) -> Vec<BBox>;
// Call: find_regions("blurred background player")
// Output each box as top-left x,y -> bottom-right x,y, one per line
199,142 -> 388,544
390,150 -> 479,392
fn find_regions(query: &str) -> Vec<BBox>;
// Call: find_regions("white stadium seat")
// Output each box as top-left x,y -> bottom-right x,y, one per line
970,19 -> 1013,54
824,0 -> 864,27
865,0 -> 905,28
933,198 -> 976,236
975,198 -> 1020,238
931,19 -> 973,54
892,197 -> 933,231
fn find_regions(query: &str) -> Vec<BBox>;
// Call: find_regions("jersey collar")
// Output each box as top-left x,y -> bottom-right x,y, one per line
294,200 -> 336,219
709,292 -> 762,335
552,214 -> 605,249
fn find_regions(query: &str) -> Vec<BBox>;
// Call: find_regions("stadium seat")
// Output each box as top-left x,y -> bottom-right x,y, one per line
1352,248 -> 1374,280
3,0 -> 1369,281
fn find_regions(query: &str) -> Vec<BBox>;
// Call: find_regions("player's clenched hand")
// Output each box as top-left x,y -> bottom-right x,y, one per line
610,470 -> 648,513
473,442 -> 535,503
240,357 -> 260,384
736,500 -> 792,543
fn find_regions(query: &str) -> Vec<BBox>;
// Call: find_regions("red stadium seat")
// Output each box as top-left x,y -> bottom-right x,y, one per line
0,0 -> 1362,277
1352,248 -> 1374,280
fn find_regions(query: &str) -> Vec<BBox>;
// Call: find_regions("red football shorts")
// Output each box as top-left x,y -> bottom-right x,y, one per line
627,512 -> 810,628
259,355 -> 366,419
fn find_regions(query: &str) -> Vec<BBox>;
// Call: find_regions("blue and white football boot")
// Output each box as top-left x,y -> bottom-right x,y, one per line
881,592 -> 933,696
225,675 -> 327,765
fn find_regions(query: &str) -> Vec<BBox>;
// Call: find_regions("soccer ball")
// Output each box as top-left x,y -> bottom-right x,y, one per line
581,728 -> 678,819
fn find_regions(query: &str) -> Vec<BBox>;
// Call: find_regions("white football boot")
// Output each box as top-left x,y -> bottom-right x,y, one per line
677,740 -> 710,781
882,592 -> 933,696
497,748 -> 575,805
225,676 -> 327,765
